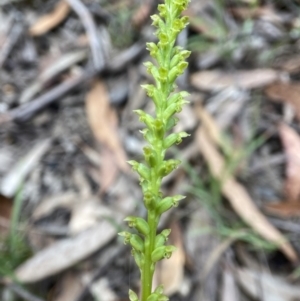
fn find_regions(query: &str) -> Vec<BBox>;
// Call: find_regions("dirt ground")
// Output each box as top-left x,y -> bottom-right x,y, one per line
1,0 -> 300,300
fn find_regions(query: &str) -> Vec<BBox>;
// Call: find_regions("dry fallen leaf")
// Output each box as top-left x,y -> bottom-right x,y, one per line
15,175 -> 135,283
85,80 -> 128,173
265,81 -> 300,120
277,55 -> 300,74
53,272 -> 84,301
222,267 -> 239,301
69,199 -> 113,235
236,268 -> 300,301
0,139 -> 51,198
196,108 -> 297,262
0,195 -> 12,235
191,69 -> 278,92
264,202 -> 300,218
90,278 -> 118,301
32,192 -> 78,221
99,147 -> 119,194
29,0 -> 70,36
279,123 -> 300,201
15,218 -> 117,283
132,0 -> 153,27
153,222 -> 185,296
230,6 -> 281,23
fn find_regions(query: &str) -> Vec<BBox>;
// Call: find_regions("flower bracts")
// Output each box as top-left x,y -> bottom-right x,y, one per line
119,1 -> 191,300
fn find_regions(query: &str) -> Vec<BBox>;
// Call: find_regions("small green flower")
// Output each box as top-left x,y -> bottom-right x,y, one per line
151,245 -> 177,262
155,229 -> 171,248
122,0 -> 191,300
124,216 -> 150,236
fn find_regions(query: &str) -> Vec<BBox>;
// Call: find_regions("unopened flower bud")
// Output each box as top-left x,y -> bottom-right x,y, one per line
124,216 -> 150,236
165,117 -> 179,131
127,160 -> 150,181
157,4 -> 167,18
140,128 -> 154,145
130,234 -> 144,252
143,189 -> 156,210
151,14 -> 163,27
158,67 -> 168,83
163,99 -> 189,120
157,195 -> 185,215
153,119 -> 164,139
141,84 -> 155,98
118,231 -> 131,244
158,32 -> 169,46
151,245 -> 177,262
163,132 -> 190,149
143,146 -> 157,168
133,110 -> 155,129
146,42 -> 158,58
158,159 -> 181,177
155,229 -> 171,248
132,249 -> 144,269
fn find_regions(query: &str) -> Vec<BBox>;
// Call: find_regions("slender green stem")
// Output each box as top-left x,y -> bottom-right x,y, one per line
142,212 -> 157,301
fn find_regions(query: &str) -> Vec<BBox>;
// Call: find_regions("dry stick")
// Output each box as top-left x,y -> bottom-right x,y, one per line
0,42 -> 144,124
66,0 -> 105,70
0,23 -> 23,68
9,283 -> 46,301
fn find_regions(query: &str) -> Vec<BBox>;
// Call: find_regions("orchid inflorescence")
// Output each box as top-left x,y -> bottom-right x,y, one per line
119,0 -> 191,300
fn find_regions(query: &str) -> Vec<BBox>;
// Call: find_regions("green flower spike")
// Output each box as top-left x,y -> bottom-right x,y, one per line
120,0 -> 191,300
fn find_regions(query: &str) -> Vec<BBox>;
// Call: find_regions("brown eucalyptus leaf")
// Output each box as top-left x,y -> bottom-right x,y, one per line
0,139 -> 51,197
54,272 -> 84,301
29,1 -> 70,36
191,69 -> 278,92
15,219 -> 117,283
0,195 -> 12,235
85,80 -> 128,172
265,82 -> 300,119
264,202 -> 300,218
279,123 -> 300,202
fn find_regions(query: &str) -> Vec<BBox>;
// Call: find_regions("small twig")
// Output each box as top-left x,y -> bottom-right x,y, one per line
107,42 -> 144,72
0,42 -> 144,124
66,0 -> 105,70
9,283 -> 46,301
0,22 -> 23,68
74,245 -> 128,301
5,68 -> 96,123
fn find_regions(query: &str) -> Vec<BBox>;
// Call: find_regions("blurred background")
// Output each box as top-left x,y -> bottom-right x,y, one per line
1,0 -> 300,300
